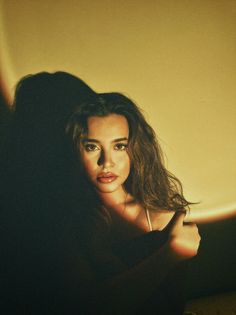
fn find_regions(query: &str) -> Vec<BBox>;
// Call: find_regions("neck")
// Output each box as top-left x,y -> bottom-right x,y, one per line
98,187 -> 128,209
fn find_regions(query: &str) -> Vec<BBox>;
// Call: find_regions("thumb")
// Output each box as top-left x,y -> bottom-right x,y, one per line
164,211 -> 186,233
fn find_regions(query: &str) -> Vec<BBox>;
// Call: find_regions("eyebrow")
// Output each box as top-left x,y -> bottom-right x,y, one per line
81,137 -> 128,143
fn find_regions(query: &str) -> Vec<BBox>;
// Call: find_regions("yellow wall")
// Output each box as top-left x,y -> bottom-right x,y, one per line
0,0 -> 235,216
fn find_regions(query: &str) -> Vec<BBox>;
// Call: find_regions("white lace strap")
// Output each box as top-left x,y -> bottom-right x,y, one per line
145,208 -> 153,231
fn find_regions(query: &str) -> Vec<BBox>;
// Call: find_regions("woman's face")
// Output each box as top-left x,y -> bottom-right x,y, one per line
80,114 -> 130,195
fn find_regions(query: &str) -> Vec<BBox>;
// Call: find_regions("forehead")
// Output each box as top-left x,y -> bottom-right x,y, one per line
87,114 -> 129,138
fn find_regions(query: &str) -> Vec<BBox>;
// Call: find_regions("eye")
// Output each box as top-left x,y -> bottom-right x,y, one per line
114,143 -> 128,151
84,143 -> 99,152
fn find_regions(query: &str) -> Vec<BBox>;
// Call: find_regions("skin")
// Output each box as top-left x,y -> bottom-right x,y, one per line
80,114 -> 130,202
79,114 -> 176,232
80,114 -> 152,231
79,114 -> 200,256
69,113 -> 201,313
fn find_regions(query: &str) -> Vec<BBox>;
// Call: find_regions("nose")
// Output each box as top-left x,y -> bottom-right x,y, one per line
98,149 -> 114,169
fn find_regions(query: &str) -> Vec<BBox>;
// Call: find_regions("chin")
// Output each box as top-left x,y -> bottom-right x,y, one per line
97,187 -> 118,194
95,183 -> 120,194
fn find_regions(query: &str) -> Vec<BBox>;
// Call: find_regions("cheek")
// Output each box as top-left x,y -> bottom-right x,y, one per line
119,155 -> 131,177
81,155 -> 98,178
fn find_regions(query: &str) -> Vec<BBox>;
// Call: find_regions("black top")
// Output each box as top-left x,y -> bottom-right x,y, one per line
0,205 -> 188,315
90,228 -> 188,315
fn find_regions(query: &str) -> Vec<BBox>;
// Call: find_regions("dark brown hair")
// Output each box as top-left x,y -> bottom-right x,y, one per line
66,92 -> 191,213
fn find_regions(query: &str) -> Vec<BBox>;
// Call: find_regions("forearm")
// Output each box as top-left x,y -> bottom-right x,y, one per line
89,244 -> 178,314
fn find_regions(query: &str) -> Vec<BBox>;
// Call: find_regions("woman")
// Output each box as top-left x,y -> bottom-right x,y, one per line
1,73 -> 200,314
66,93 -> 201,314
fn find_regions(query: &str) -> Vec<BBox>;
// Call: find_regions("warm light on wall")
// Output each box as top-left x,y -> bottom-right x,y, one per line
0,0 -> 235,221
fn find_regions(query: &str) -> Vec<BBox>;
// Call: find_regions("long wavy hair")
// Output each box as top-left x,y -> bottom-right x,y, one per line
66,92 -> 191,215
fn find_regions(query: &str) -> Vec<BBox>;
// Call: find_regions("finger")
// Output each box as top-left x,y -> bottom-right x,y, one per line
165,211 -> 186,233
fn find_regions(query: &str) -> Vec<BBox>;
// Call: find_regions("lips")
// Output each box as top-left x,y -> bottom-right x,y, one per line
97,172 -> 118,183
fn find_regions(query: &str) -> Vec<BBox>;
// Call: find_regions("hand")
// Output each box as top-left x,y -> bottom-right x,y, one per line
165,211 -> 201,261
